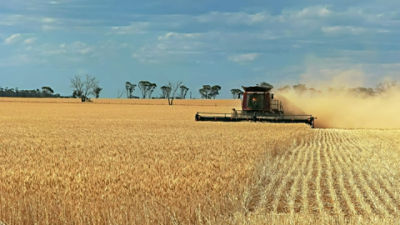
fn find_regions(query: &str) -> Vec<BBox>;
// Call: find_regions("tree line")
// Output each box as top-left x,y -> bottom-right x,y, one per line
6,74 -> 398,103
277,81 -> 400,97
0,86 -> 62,98
123,81 -> 221,100
1,74 -> 275,102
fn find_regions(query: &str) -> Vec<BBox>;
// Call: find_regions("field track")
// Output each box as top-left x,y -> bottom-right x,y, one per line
248,129 -> 400,217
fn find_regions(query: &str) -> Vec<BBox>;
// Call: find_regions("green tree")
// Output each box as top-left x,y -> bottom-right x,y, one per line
210,85 -> 221,99
258,82 -> 273,90
179,85 -> 189,99
94,86 -> 102,98
160,85 -> 171,99
41,86 -> 54,95
230,88 -> 243,99
199,85 -> 212,99
138,81 -> 157,98
138,81 -> 150,98
125,81 -> 136,98
148,82 -> 157,98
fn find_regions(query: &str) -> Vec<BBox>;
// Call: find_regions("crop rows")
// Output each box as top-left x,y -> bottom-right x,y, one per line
249,129 -> 400,217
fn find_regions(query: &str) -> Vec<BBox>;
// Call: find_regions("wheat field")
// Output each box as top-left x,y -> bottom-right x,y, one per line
0,98 -> 399,225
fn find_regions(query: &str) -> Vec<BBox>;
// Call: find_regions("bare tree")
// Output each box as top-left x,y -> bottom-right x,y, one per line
117,90 -> 124,98
71,75 -> 84,99
167,81 -> 182,105
70,75 -> 99,102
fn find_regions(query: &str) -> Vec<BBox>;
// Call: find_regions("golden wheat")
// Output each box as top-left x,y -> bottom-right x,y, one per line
0,98 -> 399,225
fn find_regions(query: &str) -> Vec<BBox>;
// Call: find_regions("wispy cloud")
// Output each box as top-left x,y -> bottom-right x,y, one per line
196,11 -> 271,25
23,38 -> 37,45
4,33 -> 22,44
228,53 -> 259,63
42,17 -> 56,23
131,31 -> 208,63
40,41 -> 94,56
2,40 -> 97,67
321,26 -> 366,35
110,22 -> 150,35
288,5 -> 331,19
157,32 -> 201,40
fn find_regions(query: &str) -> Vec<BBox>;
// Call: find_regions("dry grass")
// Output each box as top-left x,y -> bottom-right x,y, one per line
0,98 -> 399,225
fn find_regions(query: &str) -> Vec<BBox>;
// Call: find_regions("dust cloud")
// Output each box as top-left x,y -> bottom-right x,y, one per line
276,76 -> 400,129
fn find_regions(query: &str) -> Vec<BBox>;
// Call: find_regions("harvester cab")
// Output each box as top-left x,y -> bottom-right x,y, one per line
195,86 -> 315,128
241,86 -> 283,114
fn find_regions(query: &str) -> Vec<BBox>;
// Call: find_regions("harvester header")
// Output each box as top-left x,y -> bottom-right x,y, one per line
195,85 -> 315,128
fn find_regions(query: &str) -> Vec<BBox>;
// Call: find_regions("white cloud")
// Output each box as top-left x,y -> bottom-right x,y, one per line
0,53 -> 47,67
23,38 -> 36,44
196,11 -> 270,25
48,0 -> 75,5
27,41 -> 95,59
228,53 -> 259,63
49,0 -> 61,4
4,33 -> 21,44
158,32 -> 200,40
321,26 -> 366,35
42,17 -> 56,23
0,14 -> 25,26
110,22 -> 149,35
296,6 -> 331,18
131,31 -> 209,63
132,41 -> 204,64
41,24 -> 57,31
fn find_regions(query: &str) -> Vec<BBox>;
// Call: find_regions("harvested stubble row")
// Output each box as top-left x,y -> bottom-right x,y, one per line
245,129 -> 400,224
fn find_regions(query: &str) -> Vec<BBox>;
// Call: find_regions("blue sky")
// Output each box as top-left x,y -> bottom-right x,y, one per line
1,0 -> 399,98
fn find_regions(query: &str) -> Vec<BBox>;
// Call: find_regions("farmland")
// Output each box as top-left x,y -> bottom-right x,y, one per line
0,98 -> 399,225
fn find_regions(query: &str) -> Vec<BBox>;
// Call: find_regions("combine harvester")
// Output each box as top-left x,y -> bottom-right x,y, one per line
195,86 -> 316,128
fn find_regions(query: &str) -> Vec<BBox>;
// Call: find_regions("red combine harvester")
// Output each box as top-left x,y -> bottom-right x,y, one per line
195,86 -> 316,128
